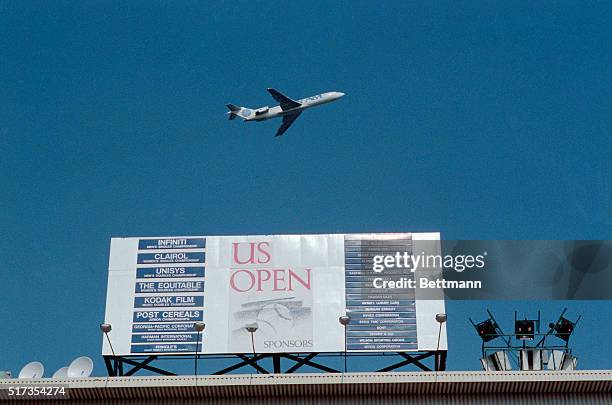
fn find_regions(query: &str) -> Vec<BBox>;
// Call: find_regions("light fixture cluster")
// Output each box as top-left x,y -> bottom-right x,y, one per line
470,309 -> 580,371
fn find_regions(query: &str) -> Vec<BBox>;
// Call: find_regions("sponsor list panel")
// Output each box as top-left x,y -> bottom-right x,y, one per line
130,238 -> 206,354
344,236 -> 418,351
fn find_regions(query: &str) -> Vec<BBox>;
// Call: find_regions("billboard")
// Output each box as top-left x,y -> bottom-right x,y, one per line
103,233 -> 446,355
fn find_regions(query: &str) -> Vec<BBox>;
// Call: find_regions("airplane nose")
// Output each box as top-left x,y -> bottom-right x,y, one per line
337,92 -> 345,97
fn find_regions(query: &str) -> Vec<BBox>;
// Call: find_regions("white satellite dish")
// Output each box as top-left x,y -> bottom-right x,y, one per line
67,356 -> 93,378
52,366 -> 69,379
18,361 -> 44,379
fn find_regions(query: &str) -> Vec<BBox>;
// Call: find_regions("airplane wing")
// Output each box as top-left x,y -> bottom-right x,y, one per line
267,88 -> 302,110
275,111 -> 302,137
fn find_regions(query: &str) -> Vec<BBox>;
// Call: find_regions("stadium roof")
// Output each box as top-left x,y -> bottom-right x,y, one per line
1,370 -> 611,402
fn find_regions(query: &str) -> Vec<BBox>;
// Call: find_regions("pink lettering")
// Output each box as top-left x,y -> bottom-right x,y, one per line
233,242 -> 256,265
257,242 -> 271,264
230,269 -> 255,292
256,269 -> 271,291
272,269 -> 285,291
288,268 -> 311,291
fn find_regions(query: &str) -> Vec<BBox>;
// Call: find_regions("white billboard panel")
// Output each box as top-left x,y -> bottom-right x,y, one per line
102,233 -> 446,355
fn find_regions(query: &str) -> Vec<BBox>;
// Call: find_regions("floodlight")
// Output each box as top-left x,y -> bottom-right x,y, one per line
549,317 -> 576,342
99,322 -> 116,357
435,314 -> 447,356
245,323 -> 259,373
480,351 -> 512,371
474,319 -> 499,342
515,319 -> 535,340
338,314 -> 351,372
194,322 -> 205,376
547,350 -> 577,370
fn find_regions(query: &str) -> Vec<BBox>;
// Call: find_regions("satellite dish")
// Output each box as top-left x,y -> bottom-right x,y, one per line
67,356 -> 93,378
52,366 -> 69,379
18,361 -> 44,379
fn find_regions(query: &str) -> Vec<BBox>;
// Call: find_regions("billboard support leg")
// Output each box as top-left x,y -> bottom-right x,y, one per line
111,356 -> 176,376
212,354 -> 269,375
103,356 -> 117,377
124,356 -> 158,376
398,352 -> 432,372
103,350 -> 448,376
377,352 -> 433,372
282,353 -> 340,373
211,353 -> 340,375
435,351 -> 447,371
284,353 -> 319,373
237,354 -> 269,374
272,354 -> 282,373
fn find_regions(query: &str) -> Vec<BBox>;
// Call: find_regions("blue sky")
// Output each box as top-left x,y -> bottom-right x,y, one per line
0,2 -> 610,376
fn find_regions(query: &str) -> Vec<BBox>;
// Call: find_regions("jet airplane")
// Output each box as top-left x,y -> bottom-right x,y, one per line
226,88 -> 345,136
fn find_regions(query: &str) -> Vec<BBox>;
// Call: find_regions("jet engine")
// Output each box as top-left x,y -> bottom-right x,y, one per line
255,107 -> 269,116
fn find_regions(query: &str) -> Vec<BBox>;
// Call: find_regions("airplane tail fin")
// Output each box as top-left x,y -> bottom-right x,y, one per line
226,104 -> 254,121
226,103 -> 240,120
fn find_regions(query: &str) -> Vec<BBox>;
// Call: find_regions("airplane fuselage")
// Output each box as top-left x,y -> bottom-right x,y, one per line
241,92 -> 344,122
227,88 -> 344,136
